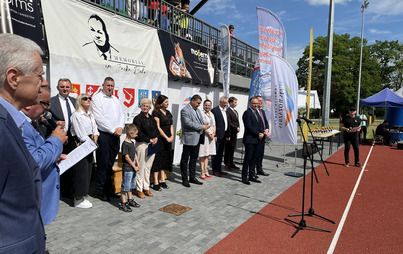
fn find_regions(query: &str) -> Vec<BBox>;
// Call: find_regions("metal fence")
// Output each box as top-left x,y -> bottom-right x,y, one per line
85,0 -> 259,78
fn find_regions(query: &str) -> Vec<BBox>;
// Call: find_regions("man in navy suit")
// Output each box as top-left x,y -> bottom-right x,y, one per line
255,96 -> 270,176
241,97 -> 264,184
0,33 -> 47,253
21,87 -> 68,225
50,78 -> 76,197
211,96 -> 230,177
224,96 -> 240,170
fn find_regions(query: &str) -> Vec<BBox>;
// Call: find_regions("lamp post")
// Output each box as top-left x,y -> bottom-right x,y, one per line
356,0 -> 370,113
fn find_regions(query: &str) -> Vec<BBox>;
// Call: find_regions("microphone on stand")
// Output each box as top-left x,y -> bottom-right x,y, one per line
43,111 -> 57,129
298,116 -> 315,124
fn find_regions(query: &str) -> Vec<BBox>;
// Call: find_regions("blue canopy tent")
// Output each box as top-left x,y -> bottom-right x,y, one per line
361,88 -> 403,108
361,88 -> 403,128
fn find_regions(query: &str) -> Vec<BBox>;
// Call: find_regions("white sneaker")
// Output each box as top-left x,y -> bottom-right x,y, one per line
74,198 -> 93,208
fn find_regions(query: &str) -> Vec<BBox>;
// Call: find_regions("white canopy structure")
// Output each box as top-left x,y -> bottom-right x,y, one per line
298,90 -> 321,109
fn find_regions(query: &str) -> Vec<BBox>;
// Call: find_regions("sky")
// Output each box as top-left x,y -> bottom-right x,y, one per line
189,0 -> 403,69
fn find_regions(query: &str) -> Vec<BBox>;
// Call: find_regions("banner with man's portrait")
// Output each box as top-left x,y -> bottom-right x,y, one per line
41,0 -> 167,122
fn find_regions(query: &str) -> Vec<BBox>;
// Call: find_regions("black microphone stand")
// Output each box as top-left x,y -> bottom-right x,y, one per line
284,118 -> 331,238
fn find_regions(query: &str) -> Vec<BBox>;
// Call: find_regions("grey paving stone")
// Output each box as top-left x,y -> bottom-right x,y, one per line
45,140 -> 339,254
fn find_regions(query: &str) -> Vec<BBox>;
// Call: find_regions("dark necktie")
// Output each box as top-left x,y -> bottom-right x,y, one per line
195,109 -> 203,124
259,109 -> 266,129
66,98 -> 72,129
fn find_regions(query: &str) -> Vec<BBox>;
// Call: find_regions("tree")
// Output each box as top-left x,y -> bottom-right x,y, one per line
296,33 -> 383,117
369,40 -> 403,90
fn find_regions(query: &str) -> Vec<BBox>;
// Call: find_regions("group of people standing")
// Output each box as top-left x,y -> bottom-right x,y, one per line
179,94 -> 270,187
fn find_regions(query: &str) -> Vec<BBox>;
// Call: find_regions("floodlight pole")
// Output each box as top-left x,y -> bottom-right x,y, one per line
321,0 -> 335,127
356,0 -> 370,113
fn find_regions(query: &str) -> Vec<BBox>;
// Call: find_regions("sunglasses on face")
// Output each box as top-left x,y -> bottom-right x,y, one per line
81,97 -> 92,101
40,101 -> 50,107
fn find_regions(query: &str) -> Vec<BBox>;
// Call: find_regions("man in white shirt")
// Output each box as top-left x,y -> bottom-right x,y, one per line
224,97 -> 240,170
92,77 -> 125,201
211,96 -> 230,177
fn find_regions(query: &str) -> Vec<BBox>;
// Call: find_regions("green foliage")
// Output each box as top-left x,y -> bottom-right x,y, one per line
296,33 -> 386,117
369,40 -> 403,90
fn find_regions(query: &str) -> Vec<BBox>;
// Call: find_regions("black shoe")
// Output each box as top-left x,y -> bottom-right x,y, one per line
242,179 -> 251,185
152,184 -> 162,191
182,181 -> 190,187
160,182 -> 169,189
249,177 -> 261,183
119,202 -> 132,212
255,175 -> 259,179
128,199 -> 140,208
99,195 -> 110,202
220,171 -> 228,176
257,171 -> 268,176
189,178 -> 203,185
109,193 -> 120,198
230,164 -> 240,169
355,163 -> 362,168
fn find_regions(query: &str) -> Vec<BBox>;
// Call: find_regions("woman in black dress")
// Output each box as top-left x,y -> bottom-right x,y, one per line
151,95 -> 173,191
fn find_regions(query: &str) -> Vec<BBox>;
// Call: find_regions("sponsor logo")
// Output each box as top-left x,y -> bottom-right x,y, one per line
71,84 -> 81,95
138,89 -> 148,106
190,48 -> 208,63
123,88 -> 135,108
152,91 -> 161,106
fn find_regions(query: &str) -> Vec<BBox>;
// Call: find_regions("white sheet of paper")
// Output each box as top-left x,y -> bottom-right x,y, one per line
58,139 -> 98,175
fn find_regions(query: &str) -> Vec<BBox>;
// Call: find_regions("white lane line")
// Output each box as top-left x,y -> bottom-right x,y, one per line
327,145 -> 374,254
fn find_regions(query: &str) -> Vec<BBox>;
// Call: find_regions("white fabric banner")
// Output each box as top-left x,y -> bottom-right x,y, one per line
173,86 -> 200,165
220,25 -> 230,99
270,55 -> 298,145
41,0 -> 167,123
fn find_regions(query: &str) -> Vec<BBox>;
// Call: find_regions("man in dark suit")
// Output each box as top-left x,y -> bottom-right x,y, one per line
50,78 -> 76,197
0,33 -> 47,253
224,96 -> 240,170
241,97 -> 264,184
255,96 -> 269,176
211,96 -> 230,177
49,78 -> 77,138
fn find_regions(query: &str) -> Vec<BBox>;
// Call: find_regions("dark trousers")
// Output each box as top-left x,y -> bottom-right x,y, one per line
60,131 -> 76,197
344,134 -> 360,164
96,131 -> 120,197
255,142 -> 265,174
224,134 -> 237,166
72,153 -> 93,197
360,126 -> 367,142
242,143 -> 258,181
212,137 -> 225,173
180,144 -> 200,181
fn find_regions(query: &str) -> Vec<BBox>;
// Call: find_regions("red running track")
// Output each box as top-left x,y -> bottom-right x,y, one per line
207,145 -> 403,254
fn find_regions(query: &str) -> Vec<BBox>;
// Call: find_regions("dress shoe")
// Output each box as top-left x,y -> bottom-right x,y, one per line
257,171 -> 269,176
182,180 -> 190,187
230,164 -> 240,169
189,178 -> 203,185
225,165 -> 232,171
242,179 -> 251,185
220,171 -> 228,175
109,193 -> 120,198
99,195 -> 110,202
249,177 -> 261,183
213,172 -> 221,177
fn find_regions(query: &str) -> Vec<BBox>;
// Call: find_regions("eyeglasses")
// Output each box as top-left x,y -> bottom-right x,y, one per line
81,97 -> 92,101
40,101 -> 50,107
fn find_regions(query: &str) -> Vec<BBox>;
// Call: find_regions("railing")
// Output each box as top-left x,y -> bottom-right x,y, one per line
86,0 -> 259,79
